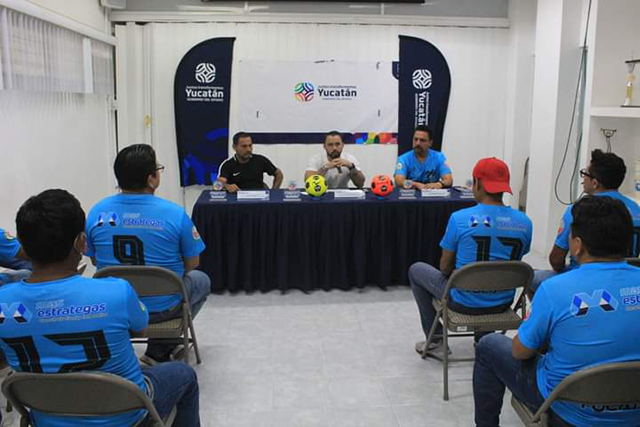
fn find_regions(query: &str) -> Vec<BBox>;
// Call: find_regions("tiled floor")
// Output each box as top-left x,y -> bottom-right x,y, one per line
187,285 -> 523,427
2,252 -> 548,426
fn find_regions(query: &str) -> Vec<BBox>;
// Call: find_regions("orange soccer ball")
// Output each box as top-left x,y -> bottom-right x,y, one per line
371,175 -> 394,197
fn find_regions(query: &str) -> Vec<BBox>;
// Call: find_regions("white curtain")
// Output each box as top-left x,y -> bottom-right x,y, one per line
0,6 -> 113,94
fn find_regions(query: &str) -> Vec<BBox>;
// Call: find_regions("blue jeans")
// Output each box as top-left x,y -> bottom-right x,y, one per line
529,269 -> 557,295
142,361 -> 200,426
147,270 -> 211,359
0,269 -> 31,286
473,334 -> 571,427
409,262 -> 448,338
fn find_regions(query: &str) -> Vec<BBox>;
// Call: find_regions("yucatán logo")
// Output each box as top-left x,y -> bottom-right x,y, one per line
0,303 -> 32,324
195,63 -> 216,83
412,69 -> 432,89
294,82 -> 314,102
570,290 -> 619,317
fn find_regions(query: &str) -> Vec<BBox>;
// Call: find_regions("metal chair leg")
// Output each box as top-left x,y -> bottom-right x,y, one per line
188,315 -> 202,364
422,306 -> 443,360
442,309 -> 449,401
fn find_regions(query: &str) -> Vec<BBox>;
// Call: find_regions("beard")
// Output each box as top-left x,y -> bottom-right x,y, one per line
328,151 -> 341,159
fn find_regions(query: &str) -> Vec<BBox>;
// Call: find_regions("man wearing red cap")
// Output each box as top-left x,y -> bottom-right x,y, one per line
410,158 -> 533,356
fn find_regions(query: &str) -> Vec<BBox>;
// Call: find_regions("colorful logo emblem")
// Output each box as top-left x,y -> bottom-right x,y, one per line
412,69 -> 432,89
570,290 -> 618,317
195,63 -> 216,84
294,82 -> 314,102
0,303 -> 32,324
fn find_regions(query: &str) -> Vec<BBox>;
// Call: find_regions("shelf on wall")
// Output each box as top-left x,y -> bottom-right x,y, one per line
590,106 -> 640,118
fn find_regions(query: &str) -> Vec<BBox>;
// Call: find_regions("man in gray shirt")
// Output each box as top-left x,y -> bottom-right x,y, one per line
305,131 -> 365,189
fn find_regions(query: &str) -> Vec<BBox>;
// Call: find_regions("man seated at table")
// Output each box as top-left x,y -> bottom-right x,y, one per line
0,189 -> 201,426
530,149 -> 640,295
409,157 -> 532,356
394,125 -> 453,190
86,144 -> 210,365
473,196 -> 640,427
218,132 -> 284,192
305,131 -> 365,189
0,225 -> 31,286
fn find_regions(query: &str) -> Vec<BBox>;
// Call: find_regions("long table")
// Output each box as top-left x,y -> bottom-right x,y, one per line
192,189 -> 475,293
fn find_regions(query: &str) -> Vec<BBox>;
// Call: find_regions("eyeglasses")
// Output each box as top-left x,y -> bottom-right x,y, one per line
579,168 -> 596,180
156,164 -> 165,173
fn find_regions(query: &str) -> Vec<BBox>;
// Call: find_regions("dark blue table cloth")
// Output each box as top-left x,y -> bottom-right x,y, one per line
192,189 -> 475,293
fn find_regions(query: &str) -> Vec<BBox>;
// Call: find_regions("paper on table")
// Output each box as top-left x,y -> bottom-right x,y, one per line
421,189 -> 450,197
327,189 -> 366,199
237,190 -> 269,200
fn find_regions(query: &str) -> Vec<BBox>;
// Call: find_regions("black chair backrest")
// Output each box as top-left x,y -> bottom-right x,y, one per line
94,266 -> 184,297
2,371 -> 162,422
446,261 -> 533,293
550,361 -> 640,406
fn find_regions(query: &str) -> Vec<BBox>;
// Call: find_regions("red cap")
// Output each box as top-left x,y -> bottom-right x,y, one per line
472,157 -> 512,194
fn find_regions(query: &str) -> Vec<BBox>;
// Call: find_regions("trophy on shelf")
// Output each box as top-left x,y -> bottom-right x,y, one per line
622,59 -> 640,107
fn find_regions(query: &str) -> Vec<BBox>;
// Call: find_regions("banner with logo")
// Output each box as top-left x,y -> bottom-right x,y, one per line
174,37 -> 235,186
398,36 -> 451,154
236,61 -> 398,145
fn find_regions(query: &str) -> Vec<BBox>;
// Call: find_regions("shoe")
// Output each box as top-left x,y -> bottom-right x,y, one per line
415,340 -> 443,356
170,344 -> 186,361
139,352 -> 171,366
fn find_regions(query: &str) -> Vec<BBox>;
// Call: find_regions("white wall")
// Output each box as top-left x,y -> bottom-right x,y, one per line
115,21 -> 510,213
0,91 -> 116,228
0,1 -> 115,232
27,0 -> 109,33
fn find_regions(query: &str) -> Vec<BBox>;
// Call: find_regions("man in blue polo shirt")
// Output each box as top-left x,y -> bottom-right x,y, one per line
394,125 -> 453,190
0,227 -> 31,285
410,158 -> 532,355
530,149 -> 640,294
86,144 -> 210,365
474,196 -> 640,427
0,189 -> 200,426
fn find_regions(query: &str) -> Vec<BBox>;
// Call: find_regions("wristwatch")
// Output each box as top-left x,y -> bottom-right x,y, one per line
348,164 -> 356,171
438,180 -> 446,188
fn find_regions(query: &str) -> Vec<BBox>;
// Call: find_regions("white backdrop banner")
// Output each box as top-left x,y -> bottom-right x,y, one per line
236,60 -> 398,145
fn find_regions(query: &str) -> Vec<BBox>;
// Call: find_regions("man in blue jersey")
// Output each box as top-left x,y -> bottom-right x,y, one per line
0,189 -> 200,426
410,158 -> 533,355
86,144 -> 210,365
0,226 -> 31,285
394,125 -> 454,190
530,149 -> 640,294
473,196 -> 640,427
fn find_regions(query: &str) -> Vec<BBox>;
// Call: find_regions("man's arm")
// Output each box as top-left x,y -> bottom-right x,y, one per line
272,169 -> 284,189
394,174 -> 426,190
549,245 -> 568,272
512,334 -> 537,360
218,176 -> 240,193
16,247 -> 28,260
424,173 -> 453,189
439,249 -> 456,277
184,256 -> 199,273
350,169 -> 365,188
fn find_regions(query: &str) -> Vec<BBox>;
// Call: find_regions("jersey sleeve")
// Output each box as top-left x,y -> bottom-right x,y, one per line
260,155 -> 277,176
125,281 -> 149,332
517,285 -> 553,350
554,206 -> 573,250
440,215 -> 459,252
394,155 -> 408,177
439,153 -> 452,176
0,228 -> 21,262
180,213 -> 206,258
219,159 -> 232,180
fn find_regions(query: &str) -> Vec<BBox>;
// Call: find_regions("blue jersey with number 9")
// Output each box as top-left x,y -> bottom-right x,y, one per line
440,203 -> 533,308
0,276 -> 148,426
86,194 -> 205,312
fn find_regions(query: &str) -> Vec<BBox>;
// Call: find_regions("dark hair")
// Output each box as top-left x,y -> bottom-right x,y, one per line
16,189 -> 85,265
413,125 -> 433,141
590,149 -> 626,190
325,131 -> 342,142
233,132 -> 252,145
114,144 -> 157,191
570,196 -> 632,258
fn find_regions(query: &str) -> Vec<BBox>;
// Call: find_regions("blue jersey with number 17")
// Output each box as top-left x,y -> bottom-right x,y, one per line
440,204 -> 533,308
0,276 -> 148,427
86,194 -> 205,312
